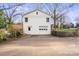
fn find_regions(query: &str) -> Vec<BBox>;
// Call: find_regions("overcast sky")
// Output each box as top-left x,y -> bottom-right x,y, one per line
0,3 -> 79,24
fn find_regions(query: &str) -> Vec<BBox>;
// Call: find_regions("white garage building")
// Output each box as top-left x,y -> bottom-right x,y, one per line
22,9 -> 53,35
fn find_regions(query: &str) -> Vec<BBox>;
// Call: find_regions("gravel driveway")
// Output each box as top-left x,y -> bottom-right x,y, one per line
0,35 -> 79,56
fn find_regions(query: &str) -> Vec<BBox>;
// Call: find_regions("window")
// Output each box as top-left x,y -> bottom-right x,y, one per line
39,26 -> 48,31
28,27 -> 31,31
25,17 -> 28,22
36,12 -> 38,15
46,18 -> 49,22
39,29 -> 48,31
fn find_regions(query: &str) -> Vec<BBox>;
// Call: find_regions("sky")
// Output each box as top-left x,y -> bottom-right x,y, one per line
0,3 -> 79,24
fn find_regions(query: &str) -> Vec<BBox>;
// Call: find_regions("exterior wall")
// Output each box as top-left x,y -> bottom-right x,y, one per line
23,10 -> 53,35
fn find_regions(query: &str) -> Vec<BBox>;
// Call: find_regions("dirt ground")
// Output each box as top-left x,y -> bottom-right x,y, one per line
0,35 -> 79,56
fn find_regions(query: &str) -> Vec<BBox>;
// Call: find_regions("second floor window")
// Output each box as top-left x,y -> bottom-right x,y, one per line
46,18 -> 49,22
25,17 -> 28,22
36,12 -> 38,15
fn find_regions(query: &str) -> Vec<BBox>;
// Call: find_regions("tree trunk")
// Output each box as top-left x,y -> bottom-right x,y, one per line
53,9 -> 57,29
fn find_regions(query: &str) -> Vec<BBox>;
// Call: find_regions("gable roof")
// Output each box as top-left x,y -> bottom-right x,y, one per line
22,9 -> 51,16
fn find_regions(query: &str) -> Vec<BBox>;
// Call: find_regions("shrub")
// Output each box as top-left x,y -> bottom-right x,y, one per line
52,28 -> 78,37
10,30 -> 22,38
0,19 -> 6,29
8,24 -> 22,38
76,23 -> 79,28
63,24 -> 70,29
55,25 -> 59,28
0,31 -> 7,42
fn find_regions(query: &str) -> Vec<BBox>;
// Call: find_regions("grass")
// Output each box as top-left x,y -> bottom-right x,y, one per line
63,28 -> 76,32
52,28 -> 77,33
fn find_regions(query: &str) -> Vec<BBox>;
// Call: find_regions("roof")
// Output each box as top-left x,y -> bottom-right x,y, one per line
22,9 -> 51,16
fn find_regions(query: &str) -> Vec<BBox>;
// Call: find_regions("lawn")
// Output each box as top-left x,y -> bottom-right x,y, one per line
63,28 -> 77,32
52,28 -> 77,33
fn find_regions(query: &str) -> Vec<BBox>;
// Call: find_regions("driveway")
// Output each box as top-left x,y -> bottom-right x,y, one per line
0,35 -> 79,56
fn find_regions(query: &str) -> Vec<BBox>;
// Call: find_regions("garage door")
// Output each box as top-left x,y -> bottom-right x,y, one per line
38,26 -> 51,35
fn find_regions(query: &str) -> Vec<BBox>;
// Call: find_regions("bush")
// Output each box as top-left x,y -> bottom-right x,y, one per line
0,32 -> 7,42
63,25 -> 70,29
76,23 -> 79,28
8,24 -> 22,38
0,20 -> 6,29
55,25 -> 59,28
51,28 -> 78,37
51,31 -> 77,37
9,30 -> 22,38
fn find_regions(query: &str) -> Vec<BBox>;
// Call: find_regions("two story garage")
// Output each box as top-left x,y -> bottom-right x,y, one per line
22,9 -> 53,35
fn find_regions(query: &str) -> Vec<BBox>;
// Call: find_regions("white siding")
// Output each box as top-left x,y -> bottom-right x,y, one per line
23,10 -> 53,35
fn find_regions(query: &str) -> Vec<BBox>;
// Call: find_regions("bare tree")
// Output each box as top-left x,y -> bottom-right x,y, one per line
2,3 -> 25,24
44,3 -> 74,29
0,3 -> 25,30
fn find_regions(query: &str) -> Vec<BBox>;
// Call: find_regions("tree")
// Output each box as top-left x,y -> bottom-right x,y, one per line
1,3 -> 25,30
44,3 -> 74,29
76,23 -> 79,28
2,4 -> 25,23
75,16 -> 79,28
0,8 -> 6,29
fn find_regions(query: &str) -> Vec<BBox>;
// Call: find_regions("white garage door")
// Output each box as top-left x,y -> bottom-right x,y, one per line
26,25 -> 51,35
39,26 -> 48,31
38,26 -> 51,35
